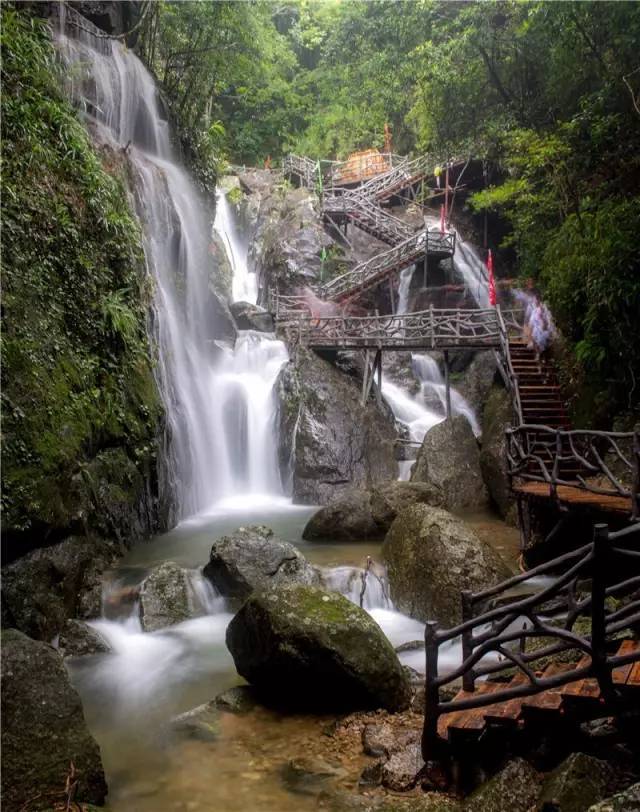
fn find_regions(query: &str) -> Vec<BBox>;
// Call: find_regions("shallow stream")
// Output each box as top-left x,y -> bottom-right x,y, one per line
68,503 -> 519,812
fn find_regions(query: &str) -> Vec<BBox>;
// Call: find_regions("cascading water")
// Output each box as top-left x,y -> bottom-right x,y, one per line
450,225 -> 490,307
55,9 -> 287,515
214,191 -> 257,304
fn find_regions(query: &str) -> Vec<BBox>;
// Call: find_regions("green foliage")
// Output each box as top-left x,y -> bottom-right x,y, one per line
1,9 -> 162,536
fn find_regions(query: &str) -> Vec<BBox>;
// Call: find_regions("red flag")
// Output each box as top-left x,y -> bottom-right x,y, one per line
440,204 -> 445,235
487,249 -> 497,306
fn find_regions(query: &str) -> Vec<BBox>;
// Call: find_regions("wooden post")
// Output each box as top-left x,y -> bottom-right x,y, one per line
375,350 -> 382,407
444,350 -> 452,419
591,523 -> 613,700
389,277 -> 396,314
461,590 -> 475,692
632,431 -> 639,519
361,350 -> 370,406
421,620 -> 440,763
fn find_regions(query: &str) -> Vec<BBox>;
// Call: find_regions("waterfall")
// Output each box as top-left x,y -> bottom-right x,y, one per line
55,10 -> 286,517
214,191 -> 257,304
450,226 -> 490,307
396,264 -> 415,315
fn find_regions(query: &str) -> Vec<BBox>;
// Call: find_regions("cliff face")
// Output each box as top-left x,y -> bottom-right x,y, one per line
1,9 -> 165,559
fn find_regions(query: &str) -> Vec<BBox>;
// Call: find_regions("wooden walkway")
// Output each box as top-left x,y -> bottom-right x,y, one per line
512,482 -> 634,514
438,638 -> 640,744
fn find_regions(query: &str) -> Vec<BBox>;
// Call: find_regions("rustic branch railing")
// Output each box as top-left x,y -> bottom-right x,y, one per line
496,306 -> 524,425
282,154 -> 320,189
286,307 -> 502,351
319,228 -> 456,302
507,426 -> 640,517
323,192 -> 415,245
422,521 -> 640,761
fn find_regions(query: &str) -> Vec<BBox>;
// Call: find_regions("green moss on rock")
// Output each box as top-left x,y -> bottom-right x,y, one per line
1,10 -> 163,545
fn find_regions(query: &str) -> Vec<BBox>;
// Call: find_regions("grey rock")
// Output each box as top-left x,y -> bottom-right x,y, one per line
479,387 -> 516,522
587,783 -> 640,811
382,505 -> 511,625
301,480 -> 444,542
457,350 -> 497,423
282,756 -> 348,795
539,753 -> 612,812
465,757 -> 541,812
411,415 -> 487,511
170,701 -> 219,742
1,629 -> 107,810
226,584 -> 411,712
362,722 -> 420,758
139,561 -> 194,632
1,536 -> 120,640
58,619 -> 110,658
230,301 -> 274,332
381,741 -> 424,791
214,685 -> 257,714
203,525 -> 318,603
277,348 -> 397,505
359,759 -> 384,787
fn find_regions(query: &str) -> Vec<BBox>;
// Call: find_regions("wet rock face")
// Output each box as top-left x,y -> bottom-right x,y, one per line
226,584 -> 411,713
230,301 -> 274,332
58,619 -> 111,658
277,348 -> 397,505
382,504 -> 511,625
411,414 -> 487,511
170,701 -> 220,742
203,525 -> 319,603
243,177 -> 333,297
139,561 -> 194,632
1,536 -> 121,640
1,629 -> 107,810
302,481 -> 444,541
479,387 -> 516,523
465,758 -> 541,812
456,350 -> 497,425
539,753 -> 612,812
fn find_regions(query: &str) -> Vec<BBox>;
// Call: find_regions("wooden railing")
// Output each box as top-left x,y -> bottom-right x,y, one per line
507,426 -> 640,518
422,521 -> 640,761
282,154 -> 319,189
323,192 -> 414,245
285,307 -> 502,351
495,306 -> 524,425
319,228 -> 456,301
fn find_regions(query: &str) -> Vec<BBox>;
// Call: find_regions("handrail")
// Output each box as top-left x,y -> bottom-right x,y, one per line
507,425 -> 639,517
422,521 -> 640,762
319,228 -> 456,301
496,305 -> 523,425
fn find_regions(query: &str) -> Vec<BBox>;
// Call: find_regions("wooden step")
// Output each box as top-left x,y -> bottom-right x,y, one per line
520,663 -> 574,719
482,672 -> 530,727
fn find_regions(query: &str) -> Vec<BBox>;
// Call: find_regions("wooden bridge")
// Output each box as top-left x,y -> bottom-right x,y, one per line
421,521 -> 640,774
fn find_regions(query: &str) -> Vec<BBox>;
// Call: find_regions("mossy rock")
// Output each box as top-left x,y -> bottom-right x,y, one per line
226,584 -> 411,712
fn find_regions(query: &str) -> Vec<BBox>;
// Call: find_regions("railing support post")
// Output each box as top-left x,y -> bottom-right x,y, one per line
632,431 -> 640,520
461,590 -> 475,692
422,620 -> 440,763
591,523 -> 613,700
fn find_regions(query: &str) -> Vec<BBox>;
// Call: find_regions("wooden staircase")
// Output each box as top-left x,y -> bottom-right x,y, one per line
509,339 -> 570,429
438,639 -> 640,745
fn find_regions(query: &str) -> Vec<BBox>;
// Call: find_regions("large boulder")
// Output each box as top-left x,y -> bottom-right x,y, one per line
226,583 -> 411,712
538,753 -> 612,812
382,505 -> 511,625
411,415 -> 487,511
1,535 -> 120,640
302,481 -> 444,541
203,525 -> 319,603
479,387 -> 516,523
139,561 -> 194,632
465,758 -> 541,812
1,629 -> 107,810
411,415 -> 487,510
277,348 -> 397,504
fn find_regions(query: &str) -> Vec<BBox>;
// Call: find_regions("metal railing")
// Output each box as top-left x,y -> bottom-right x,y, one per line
507,426 -> 640,518
422,521 -> 640,761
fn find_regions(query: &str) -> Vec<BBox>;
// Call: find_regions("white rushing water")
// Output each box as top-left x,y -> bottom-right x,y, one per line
451,225 -> 490,307
56,9 -> 287,516
214,191 -> 258,304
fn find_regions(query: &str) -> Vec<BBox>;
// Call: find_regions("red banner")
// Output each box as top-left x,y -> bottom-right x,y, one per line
487,249 -> 497,306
